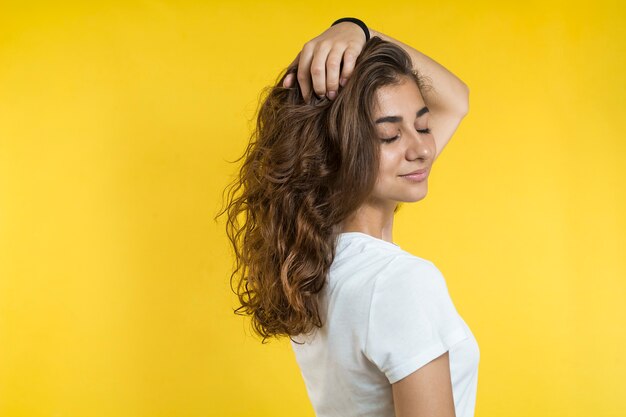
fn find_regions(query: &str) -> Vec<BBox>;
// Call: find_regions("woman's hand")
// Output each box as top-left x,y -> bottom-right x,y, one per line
282,22 -> 368,103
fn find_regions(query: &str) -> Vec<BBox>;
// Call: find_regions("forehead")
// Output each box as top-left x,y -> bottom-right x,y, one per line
373,77 -> 425,114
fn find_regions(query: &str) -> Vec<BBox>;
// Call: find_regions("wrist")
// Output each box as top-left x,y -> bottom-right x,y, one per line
331,17 -> 370,42
369,28 -> 383,39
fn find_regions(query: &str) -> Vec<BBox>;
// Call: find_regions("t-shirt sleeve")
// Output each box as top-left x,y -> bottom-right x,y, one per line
363,257 -> 469,384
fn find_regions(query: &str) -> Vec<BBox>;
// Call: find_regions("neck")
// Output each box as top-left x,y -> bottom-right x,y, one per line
337,198 -> 397,243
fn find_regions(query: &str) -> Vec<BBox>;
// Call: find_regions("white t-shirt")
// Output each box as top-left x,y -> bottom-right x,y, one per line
290,232 -> 480,417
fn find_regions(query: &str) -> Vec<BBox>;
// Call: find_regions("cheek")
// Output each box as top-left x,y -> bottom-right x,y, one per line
378,150 -> 400,175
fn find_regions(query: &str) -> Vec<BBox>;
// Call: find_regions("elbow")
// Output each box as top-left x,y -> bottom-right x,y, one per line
456,83 -> 470,117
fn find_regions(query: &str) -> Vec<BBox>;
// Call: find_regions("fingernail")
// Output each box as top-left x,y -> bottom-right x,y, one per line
327,90 -> 336,100
340,78 -> 346,87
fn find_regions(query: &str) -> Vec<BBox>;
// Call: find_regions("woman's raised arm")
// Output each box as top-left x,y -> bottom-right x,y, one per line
283,20 -> 470,159
369,28 -> 469,117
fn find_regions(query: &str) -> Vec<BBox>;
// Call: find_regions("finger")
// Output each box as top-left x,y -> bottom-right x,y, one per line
309,41 -> 333,99
283,73 -> 294,88
297,42 -> 315,102
325,47 -> 344,99
339,46 -> 361,87
283,52 -> 300,88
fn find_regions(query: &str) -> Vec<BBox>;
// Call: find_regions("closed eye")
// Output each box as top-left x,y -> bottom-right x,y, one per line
381,128 -> 431,143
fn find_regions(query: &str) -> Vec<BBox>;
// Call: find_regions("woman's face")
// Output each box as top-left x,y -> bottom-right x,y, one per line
369,75 -> 436,207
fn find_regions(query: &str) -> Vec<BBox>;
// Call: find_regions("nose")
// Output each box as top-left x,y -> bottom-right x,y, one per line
405,130 -> 432,162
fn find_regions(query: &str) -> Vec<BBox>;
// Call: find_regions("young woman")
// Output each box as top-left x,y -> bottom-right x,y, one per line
217,17 -> 479,417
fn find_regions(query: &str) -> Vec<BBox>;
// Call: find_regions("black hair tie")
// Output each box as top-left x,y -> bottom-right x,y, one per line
331,17 -> 370,42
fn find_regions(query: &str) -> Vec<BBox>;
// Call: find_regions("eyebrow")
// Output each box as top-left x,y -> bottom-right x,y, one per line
375,106 -> 430,124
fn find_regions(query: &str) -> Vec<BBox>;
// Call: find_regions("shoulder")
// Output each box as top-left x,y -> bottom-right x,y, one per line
372,253 -> 447,295
362,253 -> 466,383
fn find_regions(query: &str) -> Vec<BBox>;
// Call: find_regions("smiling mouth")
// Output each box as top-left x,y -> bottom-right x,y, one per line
400,167 -> 429,176
399,168 -> 429,181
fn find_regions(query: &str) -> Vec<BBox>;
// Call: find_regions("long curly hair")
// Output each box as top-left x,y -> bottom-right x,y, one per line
215,36 -> 430,344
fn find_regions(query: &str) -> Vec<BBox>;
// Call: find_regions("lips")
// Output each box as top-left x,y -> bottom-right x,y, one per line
400,168 -> 428,176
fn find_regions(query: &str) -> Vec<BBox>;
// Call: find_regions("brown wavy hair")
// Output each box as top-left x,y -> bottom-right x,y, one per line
214,36 -> 430,344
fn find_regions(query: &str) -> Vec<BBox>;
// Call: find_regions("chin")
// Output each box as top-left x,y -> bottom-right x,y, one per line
408,188 -> 428,202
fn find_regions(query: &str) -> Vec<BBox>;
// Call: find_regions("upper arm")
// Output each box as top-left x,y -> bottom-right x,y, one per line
392,351 -> 457,417
430,88 -> 470,162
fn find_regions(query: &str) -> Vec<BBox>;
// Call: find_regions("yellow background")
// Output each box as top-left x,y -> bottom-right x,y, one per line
1,1 -> 625,416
